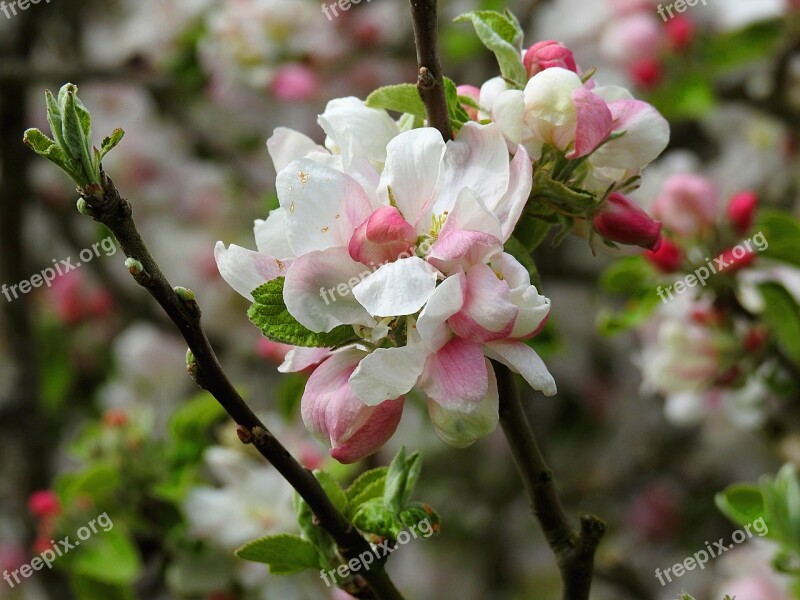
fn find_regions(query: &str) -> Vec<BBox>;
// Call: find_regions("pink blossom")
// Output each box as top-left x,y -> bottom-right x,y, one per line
644,237 -> 683,272
270,64 -> 319,102
348,206 -> 417,267
523,40 -> 577,78
28,490 -> 60,518
592,192 -> 663,250
652,173 -> 719,238
727,190 -> 759,235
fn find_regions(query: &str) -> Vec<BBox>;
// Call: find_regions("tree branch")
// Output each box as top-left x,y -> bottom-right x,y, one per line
76,173 -> 405,600
409,0 -> 452,142
492,360 -> 605,600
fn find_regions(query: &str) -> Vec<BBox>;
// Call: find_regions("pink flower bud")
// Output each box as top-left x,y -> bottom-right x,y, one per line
270,64 -> 319,102
301,351 -> 404,464
629,57 -> 663,89
456,84 -> 481,121
255,338 -> 293,365
652,174 -> 719,238
727,190 -> 758,235
523,40 -> 577,78
644,237 -> 683,272
349,206 -> 417,267
28,491 -> 60,519
718,246 -> 757,274
665,14 -> 696,51
593,193 -> 663,250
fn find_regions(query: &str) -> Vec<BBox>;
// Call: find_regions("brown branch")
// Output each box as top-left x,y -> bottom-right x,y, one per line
76,173 -> 405,600
409,0 -> 452,142
492,360 -> 605,600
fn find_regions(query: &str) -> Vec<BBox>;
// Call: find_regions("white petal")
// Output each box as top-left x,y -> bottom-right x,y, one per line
214,242 -> 289,301
484,340 -> 557,396
284,248 -> 376,332
318,96 -> 399,166
416,274 -> 464,352
350,344 -> 429,406
491,89 -> 525,146
353,257 -> 439,317
378,128 -> 445,227
267,127 -> 327,173
254,208 -> 295,259
278,347 -> 332,373
277,159 -> 372,256
490,145 -> 532,241
433,122 -> 511,216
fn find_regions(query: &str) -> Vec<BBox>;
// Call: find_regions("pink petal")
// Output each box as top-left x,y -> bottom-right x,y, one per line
348,206 -> 417,266
448,264 -> 517,343
419,337 -> 488,412
568,88 -> 613,159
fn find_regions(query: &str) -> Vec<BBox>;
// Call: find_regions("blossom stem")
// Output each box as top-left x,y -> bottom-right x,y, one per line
409,0 -> 453,142
76,172 -> 406,600
492,360 -> 605,600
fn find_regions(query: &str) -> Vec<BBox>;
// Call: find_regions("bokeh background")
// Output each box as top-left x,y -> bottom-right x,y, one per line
1,0 -> 799,599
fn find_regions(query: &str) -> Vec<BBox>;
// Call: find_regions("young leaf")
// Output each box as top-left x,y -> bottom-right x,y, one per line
454,10 -> 527,88
248,278 -> 359,348
346,467 -> 388,508
365,84 -> 427,120
22,128 -> 76,177
293,493 -> 339,568
99,128 -> 126,161
443,77 -> 472,128
314,470 -> 348,516
351,498 -> 404,539
715,484 -> 765,528
383,446 -> 421,513
45,89 -> 67,152
235,534 -> 321,574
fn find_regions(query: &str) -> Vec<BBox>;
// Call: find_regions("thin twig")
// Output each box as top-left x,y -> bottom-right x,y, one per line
409,0 -> 452,142
492,360 -> 606,600
76,173 -> 405,600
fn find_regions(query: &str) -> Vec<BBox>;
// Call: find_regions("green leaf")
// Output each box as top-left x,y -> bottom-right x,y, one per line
443,77 -> 472,128
715,484 -> 765,528
757,210 -> 800,269
365,84 -> 426,120
248,278 -> 359,348
99,128 -> 125,161
23,128 -> 76,176
56,463 -> 121,505
454,10 -> 527,88
235,534 -> 321,574
399,502 -> 440,535
532,172 -> 598,213
352,498 -> 404,539
704,20 -> 784,71
758,283 -> 800,364
72,528 -> 143,585
346,467 -> 388,505
384,446 -> 421,513
314,470 -> 348,516
293,493 -> 338,568
45,89 -> 67,152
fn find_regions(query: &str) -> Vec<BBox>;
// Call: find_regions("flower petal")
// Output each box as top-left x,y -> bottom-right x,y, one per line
433,122 -> 511,216
301,349 -> 403,464
278,347 -> 333,373
590,99 -> 670,169
214,242 -> 290,301
490,145 -> 532,241
417,274 -> 464,352
254,208 -> 295,259
449,264 -> 517,343
427,359 -> 499,448
350,343 -> 429,406
267,127 -> 327,174
568,87 -> 613,159
378,128 -> 446,226
419,337 -> 488,412
284,247 -> 376,332
353,257 -> 439,317
484,340 -> 557,396
318,97 -> 399,167
277,159 -> 373,256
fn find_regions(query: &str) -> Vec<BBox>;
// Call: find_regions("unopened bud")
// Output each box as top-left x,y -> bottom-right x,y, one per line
592,193 -> 662,250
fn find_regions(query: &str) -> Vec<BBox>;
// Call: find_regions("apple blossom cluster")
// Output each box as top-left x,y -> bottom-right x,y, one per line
601,171 -> 800,428
215,18 -> 673,462
216,97 -> 556,462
